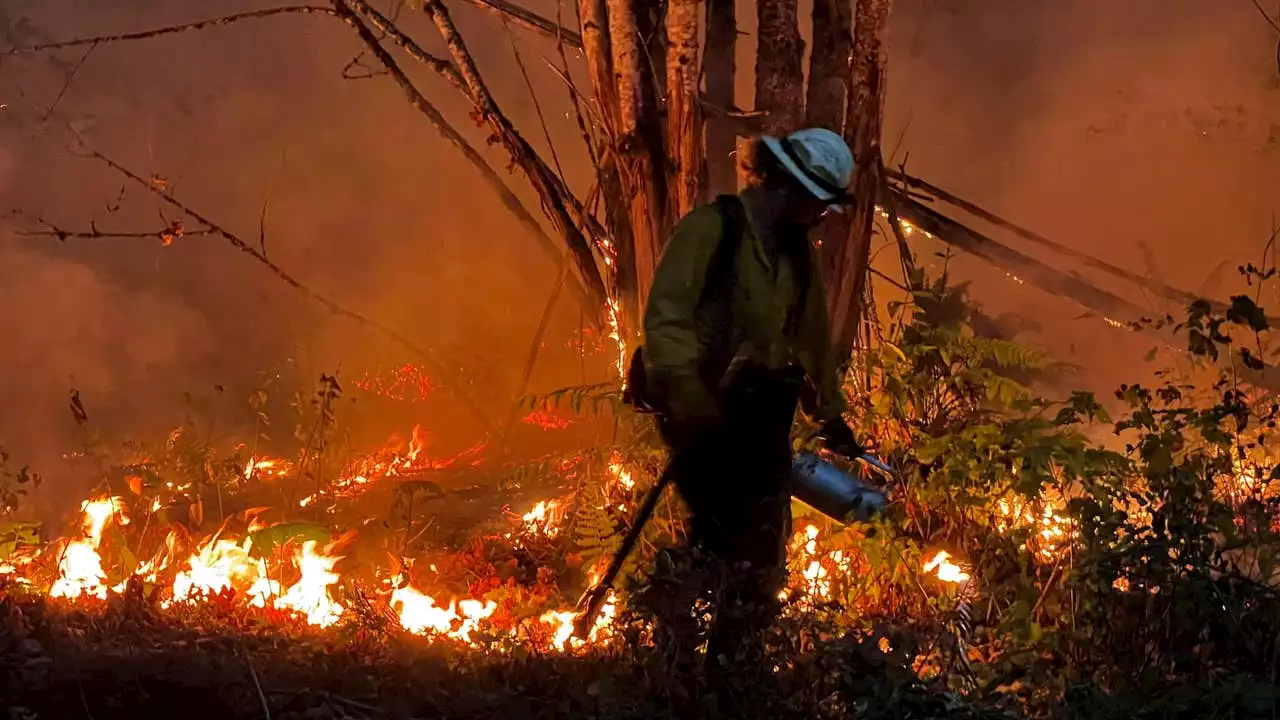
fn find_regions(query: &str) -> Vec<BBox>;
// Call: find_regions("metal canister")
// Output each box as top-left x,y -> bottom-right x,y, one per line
790,452 -> 887,524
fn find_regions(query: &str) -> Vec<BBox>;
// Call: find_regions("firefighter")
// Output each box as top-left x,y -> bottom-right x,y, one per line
637,127 -> 866,673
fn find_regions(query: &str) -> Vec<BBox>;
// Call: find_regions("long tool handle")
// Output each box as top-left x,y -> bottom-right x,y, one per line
572,465 -> 674,638
856,453 -> 894,477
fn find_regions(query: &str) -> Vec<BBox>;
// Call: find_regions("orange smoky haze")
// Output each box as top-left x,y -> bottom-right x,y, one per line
0,0 -> 1277,511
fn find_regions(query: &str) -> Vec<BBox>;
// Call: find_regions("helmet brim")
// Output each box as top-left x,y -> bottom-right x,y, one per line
761,136 -> 851,212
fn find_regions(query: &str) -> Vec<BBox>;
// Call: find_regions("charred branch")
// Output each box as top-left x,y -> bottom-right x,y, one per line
422,0 -> 610,324
884,167 -> 1218,312
12,213 -> 213,244
458,0 -> 584,49
891,192 -> 1280,391
333,0 -> 601,321
3,6 -> 340,55
341,0 -> 462,90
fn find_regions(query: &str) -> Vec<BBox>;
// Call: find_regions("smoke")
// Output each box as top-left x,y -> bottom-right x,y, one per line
0,0 -> 598,516
881,0 -> 1280,393
1,0 -> 1279,514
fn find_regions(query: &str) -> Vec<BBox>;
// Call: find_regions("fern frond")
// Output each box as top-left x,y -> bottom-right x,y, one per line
965,337 -> 1048,371
520,382 -> 623,417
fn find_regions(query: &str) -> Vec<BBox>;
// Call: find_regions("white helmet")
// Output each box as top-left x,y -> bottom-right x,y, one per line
761,128 -> 855,207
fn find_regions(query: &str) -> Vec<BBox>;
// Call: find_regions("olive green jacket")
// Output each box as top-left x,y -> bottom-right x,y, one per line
641,199 -> 846,425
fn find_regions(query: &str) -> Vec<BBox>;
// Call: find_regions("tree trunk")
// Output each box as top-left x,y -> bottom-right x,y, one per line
665,0 -> 702,220
825,0 -> 891,363
755,0 -> 805,135
577,0 -> 636,313
806,0 -> 851,132
703,0 -> 737,196
606,0 -> 665,311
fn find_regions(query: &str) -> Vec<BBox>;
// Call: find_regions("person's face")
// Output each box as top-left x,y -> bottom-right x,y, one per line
783,186 -> 833,230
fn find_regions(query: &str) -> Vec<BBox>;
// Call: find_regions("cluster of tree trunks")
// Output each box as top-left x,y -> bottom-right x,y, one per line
572,0 -> 893,353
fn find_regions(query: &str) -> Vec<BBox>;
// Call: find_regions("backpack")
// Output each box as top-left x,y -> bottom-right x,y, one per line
623,195 -> 747,415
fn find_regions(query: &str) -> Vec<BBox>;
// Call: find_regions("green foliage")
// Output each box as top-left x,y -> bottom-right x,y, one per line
247,522 -> 330,560
0,448 -> 40,516
0,519 -> 41,561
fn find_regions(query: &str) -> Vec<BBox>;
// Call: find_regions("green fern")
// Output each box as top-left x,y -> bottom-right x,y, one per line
965,336 -> 1048,371
521,382 -> 622,417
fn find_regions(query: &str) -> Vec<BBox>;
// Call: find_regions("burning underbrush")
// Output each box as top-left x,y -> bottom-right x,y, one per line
5,280 -> 1280,717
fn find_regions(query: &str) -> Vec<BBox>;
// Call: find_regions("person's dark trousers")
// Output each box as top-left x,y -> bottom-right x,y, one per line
657,365 -> 800,682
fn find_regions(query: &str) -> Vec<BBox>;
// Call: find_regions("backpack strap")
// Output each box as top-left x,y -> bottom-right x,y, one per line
701,194 -> 746,306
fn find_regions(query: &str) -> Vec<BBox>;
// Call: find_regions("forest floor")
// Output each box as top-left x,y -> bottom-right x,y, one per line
0,592 -> 999,720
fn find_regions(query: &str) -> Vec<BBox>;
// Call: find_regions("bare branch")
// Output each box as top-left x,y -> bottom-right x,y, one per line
12,211 -> 213,244
41,41 -> 97,121
457,0 -> 583,48
422,0 -> 610,323
4,6 -> 340,55
66,137 -> 495,432
342,0 -> 463,91
334,0 -> 601,321
1250,0 -> 1280,34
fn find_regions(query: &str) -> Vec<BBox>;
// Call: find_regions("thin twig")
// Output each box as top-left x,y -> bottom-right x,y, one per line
5,6 -> 340,55
1250,0 -> 1280,33
498,10 -> 569,187
65,133 -> 495,431
555,0 -> 601,174
457,0 -> 583,48
340,0 -> 463,91
16,224 -> 214,241
244,652 -> 272,720
258,149 -> 289,257
77,679 -> 97,720
41,40 -> 97,121
501,252 -> 573,453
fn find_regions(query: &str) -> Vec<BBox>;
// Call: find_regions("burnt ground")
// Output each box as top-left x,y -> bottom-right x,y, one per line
0,592 -> 997,720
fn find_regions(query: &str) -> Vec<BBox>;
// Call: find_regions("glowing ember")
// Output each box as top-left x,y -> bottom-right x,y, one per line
539,591 -> 617,650
520,500 -> 562,537
298,427 -> 486,508
522,409 -> 573,431
606,297 -> 627,382
355,363 -> 435,403
924,551 -> 971,584
995,494 -> 1072,561
607,455 -> 635,490
244,457 -> 290,481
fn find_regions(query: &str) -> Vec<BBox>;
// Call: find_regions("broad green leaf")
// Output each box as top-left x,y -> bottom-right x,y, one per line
248,521 -> 330,559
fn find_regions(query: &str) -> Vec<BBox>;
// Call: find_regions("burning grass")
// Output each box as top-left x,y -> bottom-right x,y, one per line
4,278 -> 1280,718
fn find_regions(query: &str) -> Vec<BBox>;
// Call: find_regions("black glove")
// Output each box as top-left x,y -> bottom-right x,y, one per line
661,412 -> 721,450
818,418 -> 864,460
